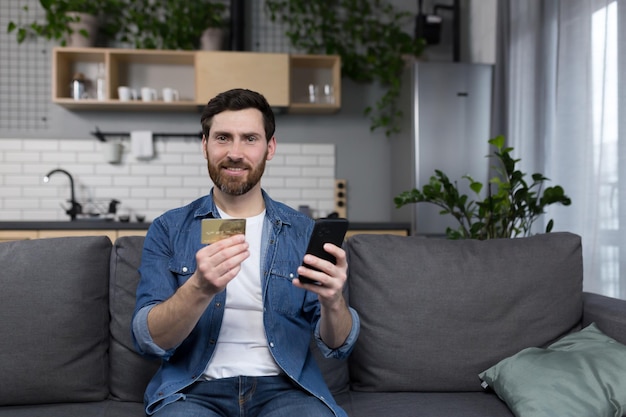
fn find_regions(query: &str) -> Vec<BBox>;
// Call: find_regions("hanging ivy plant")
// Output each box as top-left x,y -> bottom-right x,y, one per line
265,0 -> 425,137
116,0 -> 227,50
6,0 -> 124,46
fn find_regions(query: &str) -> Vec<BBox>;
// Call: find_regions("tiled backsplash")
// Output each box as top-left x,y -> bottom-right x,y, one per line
0,138 -> 336,222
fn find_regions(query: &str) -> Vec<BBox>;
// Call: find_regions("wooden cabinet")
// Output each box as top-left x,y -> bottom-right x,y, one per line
195,51 -> 290,107
0,226 -> 406,243
0,230 -> 37,242
345,229 -> 408,239
116,229 -> 149,238
0,229 -> 147,243
52,47 -> 341,113
1,228 -> 406,241
37,229 -> 118,242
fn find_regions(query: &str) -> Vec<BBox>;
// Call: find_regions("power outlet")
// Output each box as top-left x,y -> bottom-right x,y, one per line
334,179 -> 347,218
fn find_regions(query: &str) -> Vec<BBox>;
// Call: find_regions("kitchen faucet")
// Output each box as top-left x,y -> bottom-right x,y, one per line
43,169 -> 82,221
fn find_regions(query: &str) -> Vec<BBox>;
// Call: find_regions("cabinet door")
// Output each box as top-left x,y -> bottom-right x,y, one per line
37,230 -> 117,242
195,52 -> 289,107
345,230 -> 409,239
117,230 -> 148,238
0,231 -> 38,242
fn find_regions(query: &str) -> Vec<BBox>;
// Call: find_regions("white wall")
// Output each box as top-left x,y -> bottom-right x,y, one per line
0,138 -> 335,222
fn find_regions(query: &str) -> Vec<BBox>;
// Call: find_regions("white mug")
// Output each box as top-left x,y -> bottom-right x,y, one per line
141,87 -> 158,102
104,141 -> 123,164
117,86 -> 136,102
162,87 -> 179,102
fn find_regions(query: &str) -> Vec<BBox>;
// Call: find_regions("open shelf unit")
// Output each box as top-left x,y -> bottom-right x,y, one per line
52,47 -> 341,113
288,54 -> 341,114
53,48 -> 197,110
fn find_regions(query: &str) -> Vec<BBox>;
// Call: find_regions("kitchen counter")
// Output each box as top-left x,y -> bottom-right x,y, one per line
0,221 -> 409,232
0,221 -> 151,230
0,221 -> 410,243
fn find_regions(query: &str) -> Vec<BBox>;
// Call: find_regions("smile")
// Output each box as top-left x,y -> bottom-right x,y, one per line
223,166 -> 247,175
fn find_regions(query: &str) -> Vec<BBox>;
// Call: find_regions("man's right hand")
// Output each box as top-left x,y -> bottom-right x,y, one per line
193,234 -> 250,296
147,234 -> 249,350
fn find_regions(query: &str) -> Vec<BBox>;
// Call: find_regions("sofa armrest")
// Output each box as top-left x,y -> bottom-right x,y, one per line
583,291 -> 626,345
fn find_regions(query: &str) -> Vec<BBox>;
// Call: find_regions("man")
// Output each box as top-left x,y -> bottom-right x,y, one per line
132,88 -> 359,417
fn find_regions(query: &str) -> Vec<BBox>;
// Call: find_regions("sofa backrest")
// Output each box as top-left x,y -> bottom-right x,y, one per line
109,235 -> 160,402
0,236 -> 112,406
0,230 -> 588,404
344,232 -> 584,392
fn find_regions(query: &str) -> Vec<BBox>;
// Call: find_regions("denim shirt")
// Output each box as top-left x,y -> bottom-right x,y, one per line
132,189 -> 360,416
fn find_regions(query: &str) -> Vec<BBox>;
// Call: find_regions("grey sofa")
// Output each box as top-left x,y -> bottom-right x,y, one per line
1,232 -> 625,417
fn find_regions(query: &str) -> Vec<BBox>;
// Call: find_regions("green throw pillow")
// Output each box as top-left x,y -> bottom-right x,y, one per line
479,323 -> 626,417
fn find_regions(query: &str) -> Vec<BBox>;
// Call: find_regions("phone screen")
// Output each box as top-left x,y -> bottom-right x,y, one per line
299,218 -> 349,284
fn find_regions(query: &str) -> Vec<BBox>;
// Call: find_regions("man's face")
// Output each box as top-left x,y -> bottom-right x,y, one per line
202,108 -> 275,196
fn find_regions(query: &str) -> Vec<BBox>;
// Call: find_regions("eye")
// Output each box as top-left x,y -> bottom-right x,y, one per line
215,135 -> 228,143
246,135 -> 259,143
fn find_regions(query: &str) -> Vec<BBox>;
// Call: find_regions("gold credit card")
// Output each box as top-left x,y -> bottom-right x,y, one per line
201,218 -> 246,244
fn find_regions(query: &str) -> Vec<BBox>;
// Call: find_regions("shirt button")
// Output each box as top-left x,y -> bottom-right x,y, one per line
182,266 -> 188,273
215,302 -> 222,308
269,342 -> 275,348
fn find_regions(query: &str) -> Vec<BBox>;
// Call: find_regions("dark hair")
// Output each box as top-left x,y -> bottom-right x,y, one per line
200,88 -> 276,141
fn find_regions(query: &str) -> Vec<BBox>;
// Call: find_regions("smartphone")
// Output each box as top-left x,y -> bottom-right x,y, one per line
299,218 -> 349,284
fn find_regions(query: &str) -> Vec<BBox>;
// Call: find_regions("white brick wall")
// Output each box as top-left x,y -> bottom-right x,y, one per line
0,138 -> 335,222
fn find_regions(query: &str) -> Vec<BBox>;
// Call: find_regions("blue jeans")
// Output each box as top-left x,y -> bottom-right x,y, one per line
152,375 -> 336,417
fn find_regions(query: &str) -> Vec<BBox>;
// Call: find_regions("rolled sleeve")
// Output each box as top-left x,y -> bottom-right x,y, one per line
132,304 -> 174,359
314,306 -> 360,359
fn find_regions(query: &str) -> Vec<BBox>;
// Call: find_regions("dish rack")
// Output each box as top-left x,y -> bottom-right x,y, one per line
75,198 -> 120,221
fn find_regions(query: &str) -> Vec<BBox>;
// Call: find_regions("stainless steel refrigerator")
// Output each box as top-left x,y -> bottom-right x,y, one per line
390,61 -> 494,236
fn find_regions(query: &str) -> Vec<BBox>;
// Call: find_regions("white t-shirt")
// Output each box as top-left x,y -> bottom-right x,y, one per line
203,210 -> 282,379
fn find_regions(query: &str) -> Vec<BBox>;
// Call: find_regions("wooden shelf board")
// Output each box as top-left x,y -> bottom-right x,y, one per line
53,98 -> 201,111
288,103 -> 341,114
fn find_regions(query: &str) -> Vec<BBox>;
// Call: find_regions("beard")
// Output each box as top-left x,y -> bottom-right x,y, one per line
208,151 -> 267,196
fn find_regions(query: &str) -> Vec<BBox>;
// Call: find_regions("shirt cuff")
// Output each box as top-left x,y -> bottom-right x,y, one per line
132,304 -> 171,358
314,306 -> 360,359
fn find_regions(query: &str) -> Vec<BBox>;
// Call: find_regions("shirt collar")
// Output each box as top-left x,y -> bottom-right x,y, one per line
193,188 -> 292,228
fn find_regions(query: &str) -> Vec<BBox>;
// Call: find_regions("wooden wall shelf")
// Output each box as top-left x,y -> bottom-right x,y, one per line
52,47 -> 341,114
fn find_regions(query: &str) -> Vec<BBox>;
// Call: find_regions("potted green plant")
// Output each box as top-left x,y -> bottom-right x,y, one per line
394,136 -> 572,239
6,0 -> 123,46
117,0 -> 227,50
265,0 -> 426,137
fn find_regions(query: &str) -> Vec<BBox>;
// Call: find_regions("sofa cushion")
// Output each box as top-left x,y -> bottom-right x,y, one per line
0,399 -> 145,417
345,232 -> 583,392
336,391 -> 514,417
479,323 -> 626,417
0,236 -> 112,405
109,235 -> 160,402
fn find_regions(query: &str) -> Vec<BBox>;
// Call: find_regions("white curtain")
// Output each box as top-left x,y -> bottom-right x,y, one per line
496,0 -> 626,299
